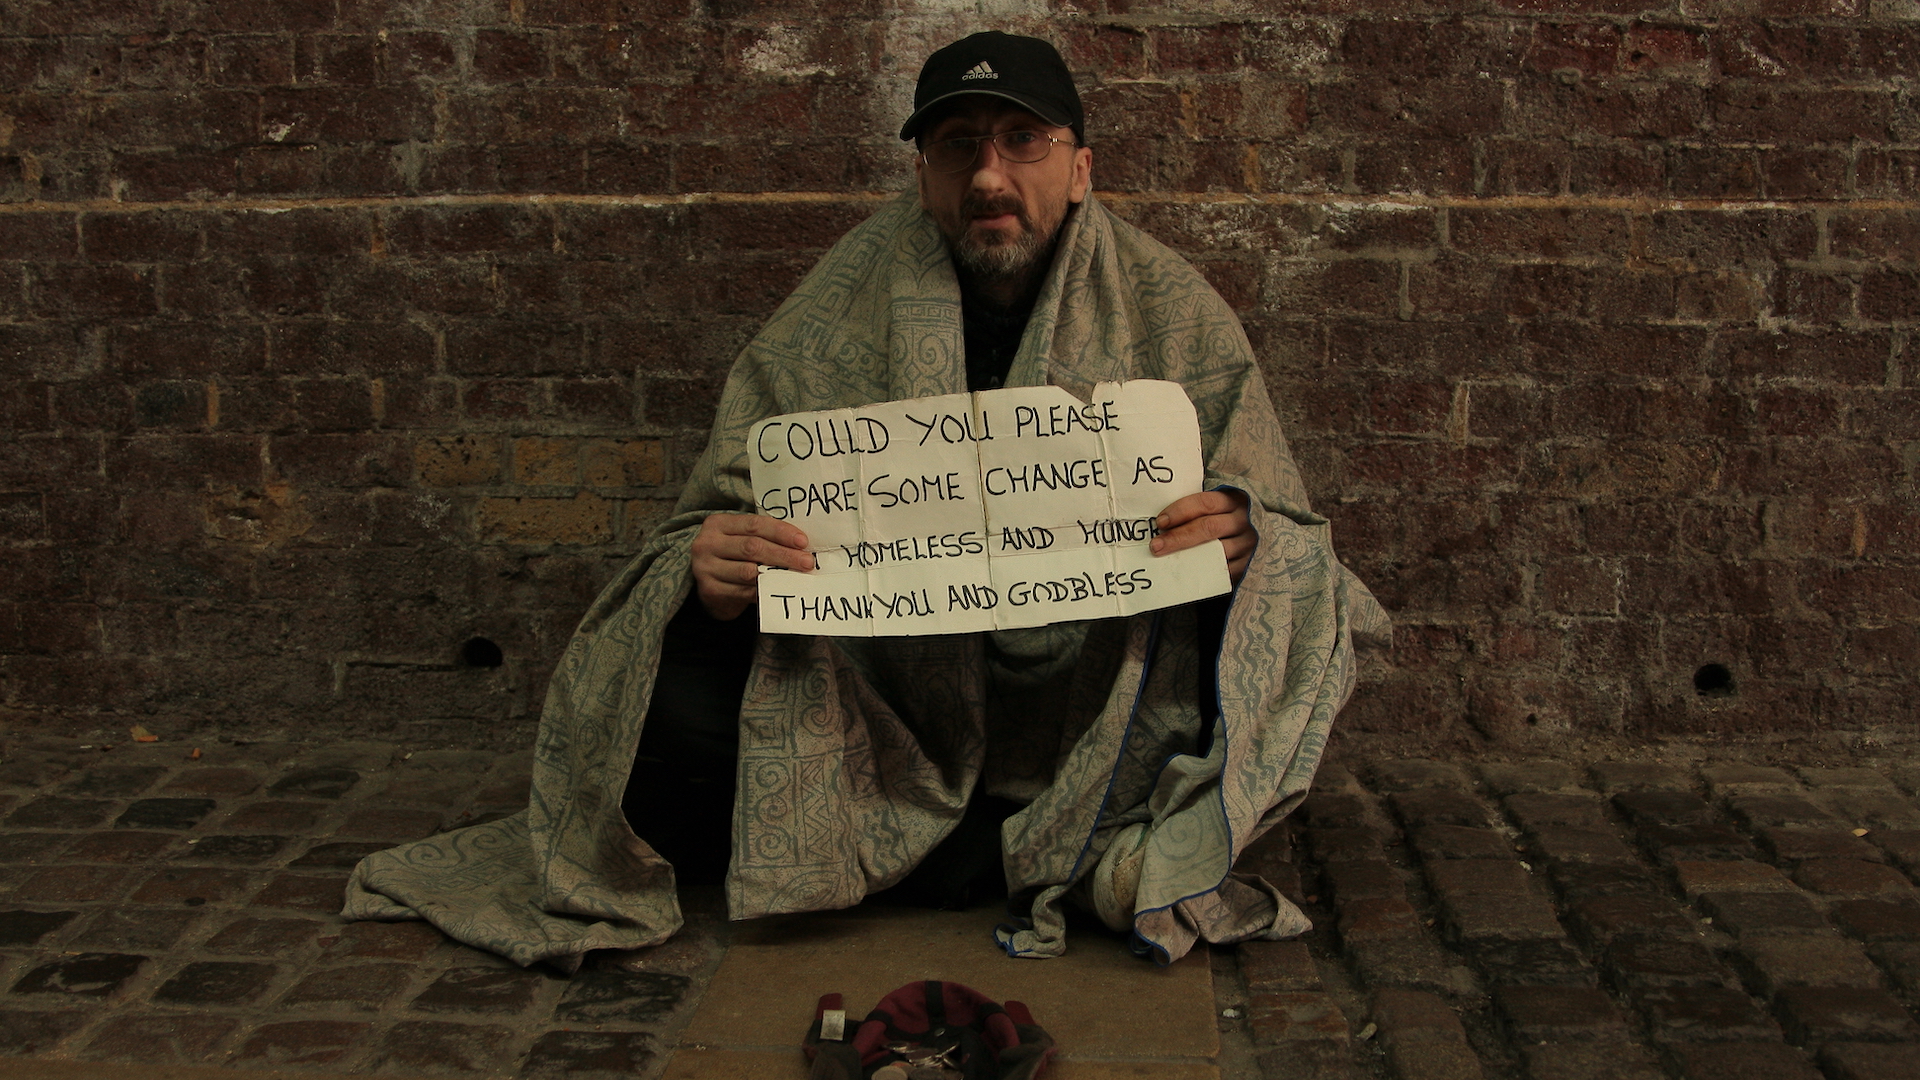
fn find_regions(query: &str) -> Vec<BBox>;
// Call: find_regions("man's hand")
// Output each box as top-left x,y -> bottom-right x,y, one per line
690,513 -> 815,621
1151,489 -> 1254,584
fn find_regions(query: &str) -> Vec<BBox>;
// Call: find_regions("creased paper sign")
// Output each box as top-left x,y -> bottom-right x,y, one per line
748,379 -> 1230,636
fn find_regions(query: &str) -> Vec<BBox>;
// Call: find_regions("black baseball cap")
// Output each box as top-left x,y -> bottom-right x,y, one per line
899,32 -> 1084,144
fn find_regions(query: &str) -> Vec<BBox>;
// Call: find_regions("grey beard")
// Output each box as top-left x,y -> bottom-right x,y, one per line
953,228 -> 1049,280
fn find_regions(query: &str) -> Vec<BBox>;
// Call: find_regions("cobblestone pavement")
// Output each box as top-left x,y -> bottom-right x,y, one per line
2,734 -> 1919,1079
1222,754 -> 1920,1080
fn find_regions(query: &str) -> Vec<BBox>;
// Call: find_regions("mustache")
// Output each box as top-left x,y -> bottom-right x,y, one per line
962,194 -> 1028,224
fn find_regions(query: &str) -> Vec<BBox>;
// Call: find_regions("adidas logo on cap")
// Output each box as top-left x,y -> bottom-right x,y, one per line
960,61 -> 998,80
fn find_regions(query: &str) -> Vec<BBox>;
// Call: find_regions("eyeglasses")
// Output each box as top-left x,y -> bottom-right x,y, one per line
920,130 -> 1074,174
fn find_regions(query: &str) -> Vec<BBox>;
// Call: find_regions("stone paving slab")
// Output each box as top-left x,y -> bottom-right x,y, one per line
4,735 -> 1920,1079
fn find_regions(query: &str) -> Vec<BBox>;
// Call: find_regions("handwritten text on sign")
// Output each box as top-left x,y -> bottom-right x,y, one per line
748,380 -> 1230,636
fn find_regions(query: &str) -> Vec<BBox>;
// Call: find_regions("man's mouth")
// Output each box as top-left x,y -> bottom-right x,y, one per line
963,198 -> 1026,237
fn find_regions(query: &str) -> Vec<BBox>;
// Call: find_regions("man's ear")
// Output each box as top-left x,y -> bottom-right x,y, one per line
1069,145 -> 1092,203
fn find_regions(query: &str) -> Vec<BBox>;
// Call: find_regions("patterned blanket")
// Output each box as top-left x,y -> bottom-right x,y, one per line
343,192 -> 1387,970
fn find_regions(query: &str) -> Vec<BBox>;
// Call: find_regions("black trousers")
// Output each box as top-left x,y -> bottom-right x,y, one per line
622,595 -> 1230,900
621,602 -> 755,885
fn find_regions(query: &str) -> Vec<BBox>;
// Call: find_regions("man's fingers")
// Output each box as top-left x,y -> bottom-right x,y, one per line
1150,490 -> 1254,583
1150,512 -> 1234,556
703,553 -> 765,587
736,534 -> 815,572
709,512 -> 810,551
690,512 -> 816,619
1154,490 -> 1236,531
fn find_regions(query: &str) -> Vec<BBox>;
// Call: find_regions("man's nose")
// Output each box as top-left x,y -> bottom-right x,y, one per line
968,140 -> 1013,188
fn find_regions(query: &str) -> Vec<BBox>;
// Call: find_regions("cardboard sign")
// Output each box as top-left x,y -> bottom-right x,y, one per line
748,380 -> 1231,636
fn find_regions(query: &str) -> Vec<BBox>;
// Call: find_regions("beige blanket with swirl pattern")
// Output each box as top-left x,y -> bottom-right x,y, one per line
343,191 -> 1386,970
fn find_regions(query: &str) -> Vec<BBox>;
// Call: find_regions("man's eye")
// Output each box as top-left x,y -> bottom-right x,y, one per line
1002,131 -> 1042,147
947,137 -> 983,152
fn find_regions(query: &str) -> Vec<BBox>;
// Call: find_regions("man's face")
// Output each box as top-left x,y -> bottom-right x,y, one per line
914,99 -> 1093,283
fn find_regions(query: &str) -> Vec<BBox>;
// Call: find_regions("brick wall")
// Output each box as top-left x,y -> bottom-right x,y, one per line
0,0 -> 1913,749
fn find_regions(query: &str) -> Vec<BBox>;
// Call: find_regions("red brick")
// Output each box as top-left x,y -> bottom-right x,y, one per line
1527,22 -> 1622,75
14,864 -> 135,903
1391,789 -> 1489,828
107,434 -> 262,491
282,962 -> 412,1010
1371,988 -> 1482,1080
1769,270 -> 1853,325
384,204 -> 553,257
1648,210 -> 1818,268
1738,936 -> 1886,997
203,916 -> 324,956
1762,148 -> 1850,200
1777,986 -> 1920,1044
1341,19 -> 1523,76
323,919 -> 445,960
65,831 -> 173,863
1241,940 -> 1321,992
1760,826 -> 1881,863
1861,270 -> 1919,323
1529,1043 -> 1668,1080
1494,984 -> 1629,1041
1337,897 -> 1423,944
129,867 -> 253,905
1352,138 -> 1476,195
579,143 -> 670,193
472,28 -> 549,84
268,433 -> 408,489
1624,22 -> 1709,73
366,1020 -> 517,1073
270,320 -> 436,376
1800,556 -> 1920,613
1795,859 -> 1915,898
204,33 -> 293,85
384,29 -> 459,79
331,806 -> 442,841
1859,150 -> 1920,200
235,1020 -> 372,1067
249,872 -> 349,912
1697,891 -> 1825,940
1246,990 -> 1349,1045
522,0 -> 622,24
1518,80 -> 1707,140
1820,1043 -> 1920,1080
108,323 -> 265,377
1641,986 -> 1783,1043
260,86 -> 432,144
0,213 -> 79,259
89,90 -> 257,150
1150,23 -> 1245,74
80,211 -> 204,262
1450,207 -> 1629,258
1605,934 -> 1736,991
1666,1042 -> 1823,1080
1713,85 -> 1892,144
1567,142 -> 1665,196
446,87 -> 630,146
220,801 -> 323,833
78,1011 -> 239,1064
1669,147 -> 1763,199
29,263 -> 156,318
1570,895 -> 1699,947
293,33 -> 380,86
1058,23 -> 1147,77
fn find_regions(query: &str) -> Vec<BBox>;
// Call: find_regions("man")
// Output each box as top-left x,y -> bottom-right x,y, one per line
345,32 -> 1383,970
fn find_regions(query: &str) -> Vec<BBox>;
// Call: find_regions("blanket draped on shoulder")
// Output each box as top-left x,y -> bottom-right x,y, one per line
343,191 -> 1387,971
